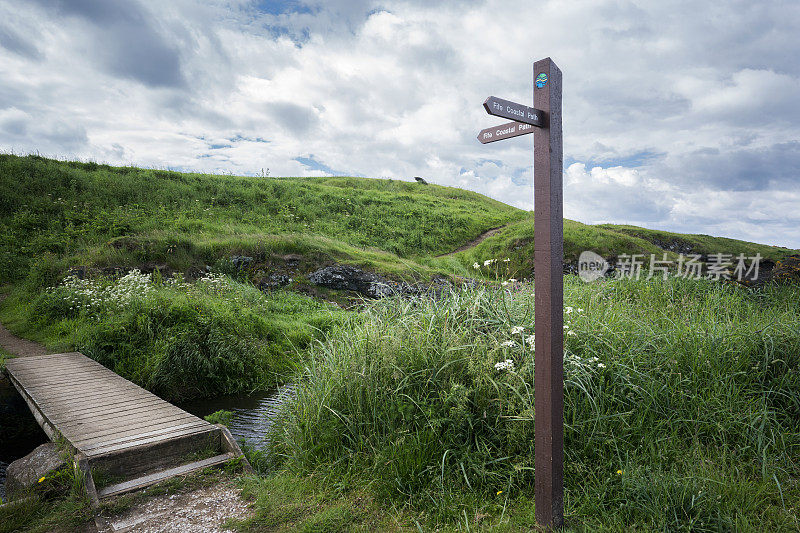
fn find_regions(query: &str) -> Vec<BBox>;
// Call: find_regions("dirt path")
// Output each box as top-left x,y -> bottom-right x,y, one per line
0,296 -> 52,357
437,225 -> 507,257
0,321 -> 51,357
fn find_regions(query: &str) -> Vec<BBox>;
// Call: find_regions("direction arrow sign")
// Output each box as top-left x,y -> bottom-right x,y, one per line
483,96 -> 543,127
477,120 -> 535,144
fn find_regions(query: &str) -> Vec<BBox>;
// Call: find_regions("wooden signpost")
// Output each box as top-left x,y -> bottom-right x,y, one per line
478,57 -> 564,529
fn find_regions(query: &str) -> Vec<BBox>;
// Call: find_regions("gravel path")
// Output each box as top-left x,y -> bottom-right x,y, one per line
101,479 -> 253,533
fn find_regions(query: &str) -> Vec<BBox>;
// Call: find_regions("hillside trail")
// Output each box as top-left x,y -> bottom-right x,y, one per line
0,296 -> 254,532
437,225 -> 507,257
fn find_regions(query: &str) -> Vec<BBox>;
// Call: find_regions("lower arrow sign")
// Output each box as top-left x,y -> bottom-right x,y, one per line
477,120 -> 536,144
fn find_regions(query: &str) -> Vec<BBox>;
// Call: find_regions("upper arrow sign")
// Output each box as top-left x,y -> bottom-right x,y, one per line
483,96 -> 544,127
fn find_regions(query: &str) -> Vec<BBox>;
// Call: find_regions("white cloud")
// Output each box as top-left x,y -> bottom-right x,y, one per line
0,0 -> 799,248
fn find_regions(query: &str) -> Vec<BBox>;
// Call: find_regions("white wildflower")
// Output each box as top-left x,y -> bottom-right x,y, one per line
494,359 -> 515,372
500,340 -> 515,347
565,306 -> 573,314
510,326 -> 525,335
473,262 -> 480,269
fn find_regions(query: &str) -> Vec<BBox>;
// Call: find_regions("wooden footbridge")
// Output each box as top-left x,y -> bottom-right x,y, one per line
4,351 -> 251,505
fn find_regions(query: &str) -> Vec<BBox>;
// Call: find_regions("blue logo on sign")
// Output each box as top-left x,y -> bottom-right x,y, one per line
535,73 -> 548,88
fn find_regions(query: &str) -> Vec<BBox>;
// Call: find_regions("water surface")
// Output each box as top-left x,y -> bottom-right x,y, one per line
180,384 -> 296,450
0,375 -> 48,500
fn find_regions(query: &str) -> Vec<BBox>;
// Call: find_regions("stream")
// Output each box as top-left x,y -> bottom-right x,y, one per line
179,384 -> 296,451
0,379 -> 294,500
0,374 -> 48,501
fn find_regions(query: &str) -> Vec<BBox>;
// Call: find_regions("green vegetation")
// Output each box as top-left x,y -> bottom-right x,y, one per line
2,154 -> 793,288
0,154 -> 522,283
229,474 -> 407,532
597,224 -> 794,262
0,271 -> 348,401
0,346 -> 11,370
2,154 -> 799,530
205,409 -> 235,427
0,445 -> 90,533
270,277 -> 800,530
454,217 -> 795,281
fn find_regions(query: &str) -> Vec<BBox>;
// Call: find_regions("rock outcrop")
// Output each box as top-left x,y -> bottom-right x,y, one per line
308,264 -> 454,299
308,265 -> 394,298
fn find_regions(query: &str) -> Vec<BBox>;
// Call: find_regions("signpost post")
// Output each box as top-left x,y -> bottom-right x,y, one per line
478,57 -> 564,529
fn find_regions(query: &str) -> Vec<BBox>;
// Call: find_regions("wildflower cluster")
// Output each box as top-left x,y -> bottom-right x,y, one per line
50,269 -> 153,315
196,272 -> 232,294
565,352 -> 606,371
473,257 -> 513,269
494,305 -> 590,373
494,359 -> 515,372
563,306 -> 584,337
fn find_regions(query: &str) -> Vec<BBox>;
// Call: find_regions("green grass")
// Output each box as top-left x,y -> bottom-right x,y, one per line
229,473 -> 408,532
2,154 -> 794,288
0,445 -> 91,533
0,154 -> 523,284
269,277 -> 800,530
0,346 -> 12,370
598,224 -> 795,262
2,154 -> 800,530
455,216 -> 796,281
0,272 -> 350,401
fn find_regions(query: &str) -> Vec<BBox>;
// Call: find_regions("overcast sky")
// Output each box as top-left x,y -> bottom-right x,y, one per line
1,0 -> 798,248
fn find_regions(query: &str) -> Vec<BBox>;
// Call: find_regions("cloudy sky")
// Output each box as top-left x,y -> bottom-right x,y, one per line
1,1 -> 799,248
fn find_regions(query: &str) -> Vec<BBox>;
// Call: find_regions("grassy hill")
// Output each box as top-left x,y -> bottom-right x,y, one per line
1,154 -> 799,531
0,154 -> 524,284
0,154 -> 794,288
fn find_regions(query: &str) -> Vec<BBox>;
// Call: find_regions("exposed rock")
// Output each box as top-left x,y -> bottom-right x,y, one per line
258,273 -> 293,290
309,265 -> 394,298
308,265 -> 456,299
750,255 -> 798,286
230,256 -> 253,270
5,443 -> 66,499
